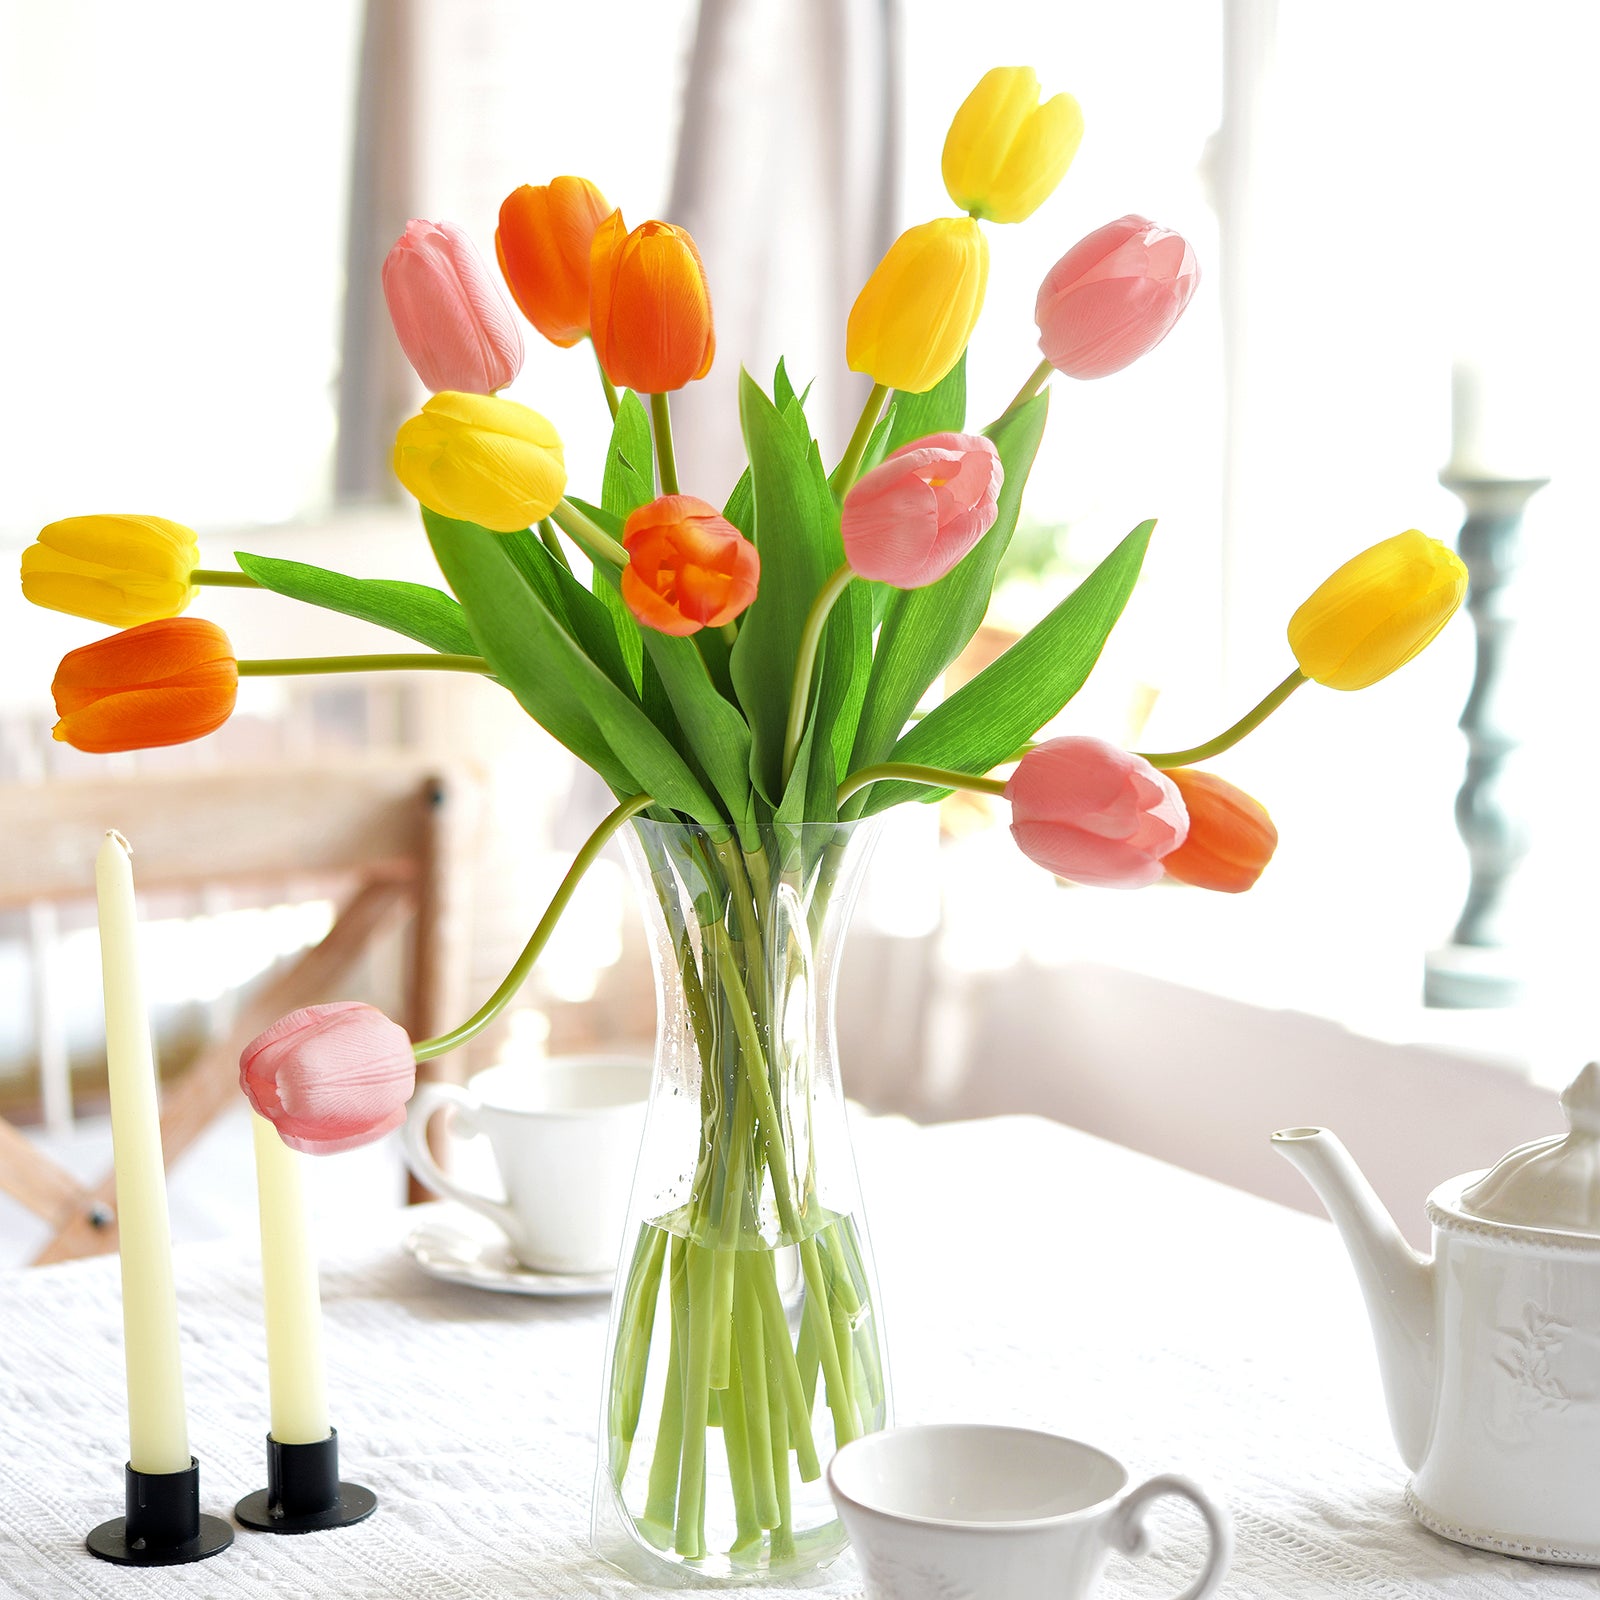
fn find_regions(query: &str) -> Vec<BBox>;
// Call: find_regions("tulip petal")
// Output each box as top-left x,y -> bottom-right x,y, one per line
842,431 -> 1002,587
942,67 -> 1081,223
240,1001 -> 415,1155
621,495 -> 758,635
1163,768 -> 1278,892
847,218 -> 989,393
590,218 -> 714,393
497,177 -> 612,346
22,515 -> 199,628
1036,217 -> 1199,381
1288,531 -> 1467,690
1005,736 -> 1187,889
393,392 -> 566,532
50,619 -> 238,753
383,220 -> 523,395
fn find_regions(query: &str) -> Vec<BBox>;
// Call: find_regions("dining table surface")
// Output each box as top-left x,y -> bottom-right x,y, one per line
2,1110 -> 1596,1598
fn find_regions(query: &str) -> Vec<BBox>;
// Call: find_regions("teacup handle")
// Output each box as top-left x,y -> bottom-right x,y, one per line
1106,1474 -> 1232,1600
401,1083 -> 516,1235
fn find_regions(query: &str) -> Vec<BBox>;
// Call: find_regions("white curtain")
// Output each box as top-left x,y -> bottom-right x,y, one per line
663,0 -> 901,499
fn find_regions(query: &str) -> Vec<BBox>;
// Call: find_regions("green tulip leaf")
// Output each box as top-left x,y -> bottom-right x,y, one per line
590,566 -> 646,696
425,508 -> 723,824
232,552 -> 478,658
561,496 -> 751,828
860,515 -> 1157,813
602,390 -> 655,518
494,524 -> 643,702
772,356 -> 815,419
588,567 -> 758,843
731,369 -> 856,805
723,466 -> 754,538
774,357 -> 801,416
883,351 -> 967,454
847,390 -> 1049,779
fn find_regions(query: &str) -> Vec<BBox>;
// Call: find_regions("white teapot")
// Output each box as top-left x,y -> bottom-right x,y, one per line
1274,1063 -> 1600,1565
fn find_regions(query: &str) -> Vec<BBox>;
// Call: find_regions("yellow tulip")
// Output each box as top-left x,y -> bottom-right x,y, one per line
393,390 -> 566,533
1288,530 -> 1467,690
846,217 -> 989,394
21,514 -> 199,627
942,67 -> 1084,224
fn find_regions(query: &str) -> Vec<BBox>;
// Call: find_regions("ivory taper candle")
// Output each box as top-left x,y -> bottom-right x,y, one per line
96,830 -> 190,1475
250,1112 -> 330,1444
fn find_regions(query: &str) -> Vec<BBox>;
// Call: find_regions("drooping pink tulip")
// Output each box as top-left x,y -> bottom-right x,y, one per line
1005,736 -> 1188,888
240,1002 -> 415,1155
382,219 -> 525,395
841,432 -> 1003,588
1035,215 -> 1199,380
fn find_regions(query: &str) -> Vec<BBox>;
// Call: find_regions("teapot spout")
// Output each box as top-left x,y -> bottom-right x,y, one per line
1272,1127 -> 1435,1470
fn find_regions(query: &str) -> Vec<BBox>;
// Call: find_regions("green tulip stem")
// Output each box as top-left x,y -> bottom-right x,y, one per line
236,653 -> 493,677
552,499 -> 630,569
836,761 -> 1009,809
1137,668 -> 1309,769
538,518 -> 573,573
651,391 -> 681,496
1000,358 -> 1055,422
781,562 -> 856,788
413,792 -> 654,1062
595,346 -> 620,421
834,383 -> 891,495
192,568 -> 261,588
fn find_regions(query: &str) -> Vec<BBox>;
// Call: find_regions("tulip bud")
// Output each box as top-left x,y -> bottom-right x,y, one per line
621,495 -> 759,637
382,220 -> 524,395
1289,530 -> 1467,691
848,217 -> 989,394
942,66 -> 1084,224
496,177 -> 614,347
1005,736 -> 1188,889
841,432 -> 1003,588
240,1002 -> 415,1155
393,391 -> 567,533
589,215 -> 715,393
22,514 -> 199,627
1162,768 -> 1278,893
1036,215 -> 1199,380
51,617 -> 237,753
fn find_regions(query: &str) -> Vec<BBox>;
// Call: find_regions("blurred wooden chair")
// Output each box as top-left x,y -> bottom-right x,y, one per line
0,759 -> 473,1264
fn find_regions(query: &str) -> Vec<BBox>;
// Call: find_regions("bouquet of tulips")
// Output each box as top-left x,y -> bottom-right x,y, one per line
21,64 -> 1466,1580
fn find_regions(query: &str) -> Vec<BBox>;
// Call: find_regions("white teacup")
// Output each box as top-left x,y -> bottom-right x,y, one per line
828,1424 -> 1232,1600
401,1057 -> 649,1275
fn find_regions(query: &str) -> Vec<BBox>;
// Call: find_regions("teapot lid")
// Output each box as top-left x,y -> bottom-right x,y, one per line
1460,1062 -> 1600,1232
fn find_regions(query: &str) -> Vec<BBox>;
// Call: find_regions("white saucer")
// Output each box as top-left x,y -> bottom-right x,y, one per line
402,1203 -> 615,1297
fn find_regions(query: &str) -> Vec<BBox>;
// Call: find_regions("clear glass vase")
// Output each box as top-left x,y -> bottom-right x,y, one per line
592,818 -> 890,1584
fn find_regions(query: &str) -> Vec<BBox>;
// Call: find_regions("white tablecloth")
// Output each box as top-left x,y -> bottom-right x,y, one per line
3,1114 -> 1596,1597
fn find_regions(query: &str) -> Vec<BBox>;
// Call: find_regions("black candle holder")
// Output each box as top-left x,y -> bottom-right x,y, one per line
86,1457 -> 234,1566
234,1428 -> 377,1534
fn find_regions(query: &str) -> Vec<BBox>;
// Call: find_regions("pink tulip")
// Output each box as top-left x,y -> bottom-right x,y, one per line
1005,736 -> 1188,888
841,431 -> 1003,588
1035,215 -> 1199,380
240,1002 -> 415,1155
382,219 -> 524,394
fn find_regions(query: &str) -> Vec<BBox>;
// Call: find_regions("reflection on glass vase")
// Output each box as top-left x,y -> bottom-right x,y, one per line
593,819 -> 890,1584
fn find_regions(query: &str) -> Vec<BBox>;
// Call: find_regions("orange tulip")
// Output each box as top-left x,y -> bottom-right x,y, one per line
621,495 -> 758,636
51,617 -> 238,753
590,214 -> 715,392
496,176 -> 613,347
1161,768 -> 1278,893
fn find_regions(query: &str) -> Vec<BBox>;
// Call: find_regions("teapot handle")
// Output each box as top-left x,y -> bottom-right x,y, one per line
1106,1473 -> 1233,1600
